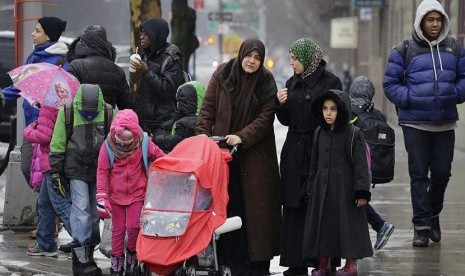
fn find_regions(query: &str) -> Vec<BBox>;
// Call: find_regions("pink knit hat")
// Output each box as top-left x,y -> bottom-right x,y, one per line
114,127 -> 134,145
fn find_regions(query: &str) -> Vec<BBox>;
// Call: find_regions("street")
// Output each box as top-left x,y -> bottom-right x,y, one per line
0,122 -> 464,275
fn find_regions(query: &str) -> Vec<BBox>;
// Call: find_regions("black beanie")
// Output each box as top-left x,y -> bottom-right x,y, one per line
38,17 -> 67,42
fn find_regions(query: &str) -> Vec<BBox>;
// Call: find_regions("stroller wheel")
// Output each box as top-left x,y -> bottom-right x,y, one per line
186,265 -> 196,276
220,266 -> 232,276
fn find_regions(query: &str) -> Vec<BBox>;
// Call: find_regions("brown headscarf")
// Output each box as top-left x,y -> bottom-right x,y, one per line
231,38 -> 266,132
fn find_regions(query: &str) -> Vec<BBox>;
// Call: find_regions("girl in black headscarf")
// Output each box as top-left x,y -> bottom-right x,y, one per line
196,38 -> 281,276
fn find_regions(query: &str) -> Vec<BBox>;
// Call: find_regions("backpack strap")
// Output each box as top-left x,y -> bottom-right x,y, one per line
105,132 -> 149,173
104,140 -> 115,170
141,132 -> 149,174
160,52 -> 191,82
104,103 -> 113,137
394,39 -> 411,70
64,104 -> 74,141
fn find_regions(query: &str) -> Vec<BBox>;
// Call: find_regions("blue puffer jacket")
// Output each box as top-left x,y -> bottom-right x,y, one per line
383,0 -> 465,125
3,41 -> 68,126
384,37 -> 465,124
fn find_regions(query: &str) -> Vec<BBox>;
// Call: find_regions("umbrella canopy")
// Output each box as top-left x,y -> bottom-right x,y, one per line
8,62 -> 79,109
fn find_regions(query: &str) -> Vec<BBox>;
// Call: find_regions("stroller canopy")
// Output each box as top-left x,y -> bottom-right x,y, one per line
137,135 -> 232,275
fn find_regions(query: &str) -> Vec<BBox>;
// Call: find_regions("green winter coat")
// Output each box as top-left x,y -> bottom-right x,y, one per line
49,85 -> 114,183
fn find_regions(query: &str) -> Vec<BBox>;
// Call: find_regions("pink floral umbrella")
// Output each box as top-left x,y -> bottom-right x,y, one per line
8,62 -> 80,109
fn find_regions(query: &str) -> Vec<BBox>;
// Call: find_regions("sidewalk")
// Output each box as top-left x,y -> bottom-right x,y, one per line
0,125 -> 465,275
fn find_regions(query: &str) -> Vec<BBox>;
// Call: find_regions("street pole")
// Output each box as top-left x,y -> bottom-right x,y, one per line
218,0 -> 223,63
2,0 -> 41,229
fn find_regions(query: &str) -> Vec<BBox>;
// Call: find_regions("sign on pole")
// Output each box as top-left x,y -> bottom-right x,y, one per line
330,17 -> 358,49
208,12 -> 233,22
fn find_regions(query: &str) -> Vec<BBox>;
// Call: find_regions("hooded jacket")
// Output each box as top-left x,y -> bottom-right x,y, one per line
96,110 -> 165,206
133,18 -> 186,133
383,0 -> 465,126
303,89 -> 372,259
67,25 -> 133,110
49,85 -> 111,183
23,106 -> 58,173
3,41 -> 68,126
153,81 -> 205,152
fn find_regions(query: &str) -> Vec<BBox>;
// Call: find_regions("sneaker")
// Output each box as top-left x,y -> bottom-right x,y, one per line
26,243 -> 58,257
412,227 -> 430,247
374,222 -> 394,250
431,217 -> 441,242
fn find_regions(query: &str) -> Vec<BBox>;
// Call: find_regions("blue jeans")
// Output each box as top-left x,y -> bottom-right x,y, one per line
70,179 -> 100,246
366,203 -> 385,232
402,126 -> 454,229
36,172 -> 72,252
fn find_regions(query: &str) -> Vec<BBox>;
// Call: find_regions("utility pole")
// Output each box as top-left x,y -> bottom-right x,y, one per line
218,0 -> 224,63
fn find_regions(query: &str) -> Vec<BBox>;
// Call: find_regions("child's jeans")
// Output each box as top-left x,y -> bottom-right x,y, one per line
111,201 -> 143,257
70,179 -> 100,246
37,172 -> 72,252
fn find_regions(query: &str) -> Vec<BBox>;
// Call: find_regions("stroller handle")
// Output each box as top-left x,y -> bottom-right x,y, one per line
210,136 -> 239,155
214,216 -> 242,235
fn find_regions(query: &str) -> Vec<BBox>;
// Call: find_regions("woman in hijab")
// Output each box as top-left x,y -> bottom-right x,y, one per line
196,38 -> 281,276
276,38 -> 342,275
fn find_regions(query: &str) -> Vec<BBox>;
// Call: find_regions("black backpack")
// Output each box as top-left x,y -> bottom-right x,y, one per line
160,52 -> 192,83
64,103 -> 114,140
351,105 -> 395,184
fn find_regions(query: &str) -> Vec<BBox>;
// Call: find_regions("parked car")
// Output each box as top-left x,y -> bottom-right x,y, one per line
0,31 -> 16,143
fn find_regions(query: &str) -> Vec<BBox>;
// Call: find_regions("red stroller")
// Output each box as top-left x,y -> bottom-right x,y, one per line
136,135 -> 236,276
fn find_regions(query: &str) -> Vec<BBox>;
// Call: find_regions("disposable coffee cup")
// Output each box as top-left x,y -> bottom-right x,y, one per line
129,54 -> 141,73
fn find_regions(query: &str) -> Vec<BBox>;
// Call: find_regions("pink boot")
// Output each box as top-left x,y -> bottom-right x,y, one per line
335,259 -> 358,276
311,257 -> 329,276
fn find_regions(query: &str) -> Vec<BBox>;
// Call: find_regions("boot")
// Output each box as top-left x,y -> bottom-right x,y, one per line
71,245 -> 103,276
125,250 -> 141,276
311,258 -> 329,276
335,259 -> 357,276
431,216 -> 441,242
111,255 -> 125,276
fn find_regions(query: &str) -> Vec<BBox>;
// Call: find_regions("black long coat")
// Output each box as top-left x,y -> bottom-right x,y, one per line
276,61 -> 342,208
302,90 -> 373,259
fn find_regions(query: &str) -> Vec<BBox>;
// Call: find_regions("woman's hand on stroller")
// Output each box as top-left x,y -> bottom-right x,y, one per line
96,193 -> 112,219
225,135 -> 241,146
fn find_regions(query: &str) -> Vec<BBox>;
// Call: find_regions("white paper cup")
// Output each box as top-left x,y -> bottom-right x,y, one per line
129,54 -> 141,73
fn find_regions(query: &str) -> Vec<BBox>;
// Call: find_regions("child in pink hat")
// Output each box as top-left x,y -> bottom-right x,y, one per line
96,109 -> 165,276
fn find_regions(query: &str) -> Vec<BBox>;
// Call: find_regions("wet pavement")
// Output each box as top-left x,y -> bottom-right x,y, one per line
0,122 -> 464,275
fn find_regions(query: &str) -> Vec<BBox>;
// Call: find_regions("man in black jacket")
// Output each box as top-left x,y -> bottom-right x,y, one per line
67,25 -> 133,110
130,17 -> 185,136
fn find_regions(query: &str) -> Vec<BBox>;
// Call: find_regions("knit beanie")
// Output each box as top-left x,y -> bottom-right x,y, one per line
114,128 -> 134,145
290,38 -> 323,78
38,17 -> 67,42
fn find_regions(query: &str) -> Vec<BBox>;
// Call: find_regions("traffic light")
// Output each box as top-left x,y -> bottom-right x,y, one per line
207,35 -> 215,45
265,58 -> 275,69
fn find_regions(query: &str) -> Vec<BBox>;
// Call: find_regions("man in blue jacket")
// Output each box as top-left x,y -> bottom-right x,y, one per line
2,16 -> 68,185
383,0 -> 465,247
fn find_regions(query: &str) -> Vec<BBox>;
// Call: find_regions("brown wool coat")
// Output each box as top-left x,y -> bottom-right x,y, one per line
196,60 -> 281,261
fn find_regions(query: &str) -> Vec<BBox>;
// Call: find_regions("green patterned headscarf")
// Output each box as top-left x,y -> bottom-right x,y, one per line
290,38 -> 323,78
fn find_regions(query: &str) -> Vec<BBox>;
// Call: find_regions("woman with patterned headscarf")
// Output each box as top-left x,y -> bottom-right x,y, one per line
196,38 -> 281,276
276,38 -> 342,276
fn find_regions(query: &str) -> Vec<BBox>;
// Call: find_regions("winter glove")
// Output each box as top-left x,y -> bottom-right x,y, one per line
96,193 -> 112,219
52,173 -> 69,197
